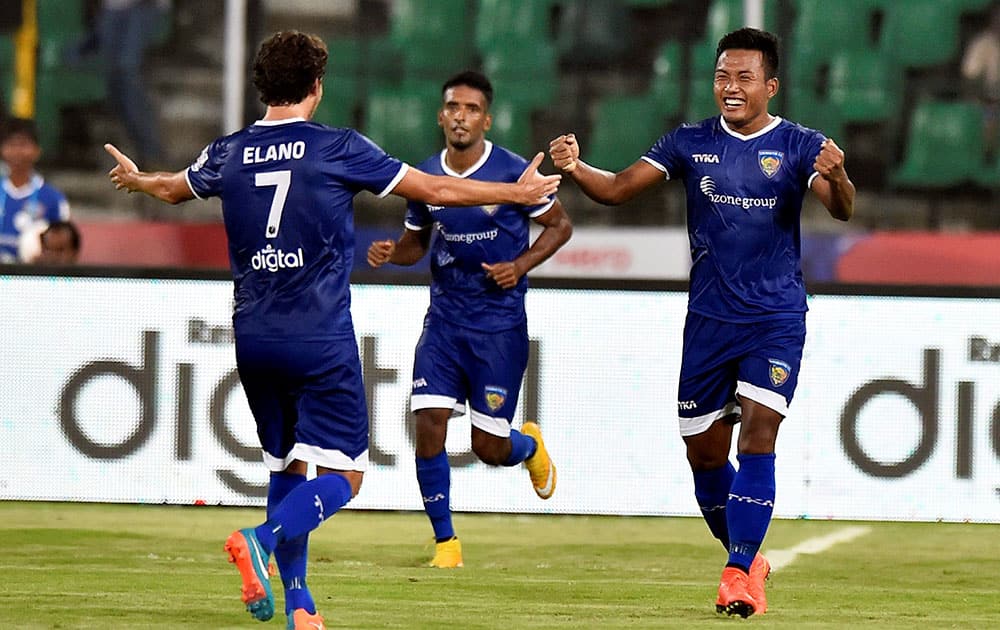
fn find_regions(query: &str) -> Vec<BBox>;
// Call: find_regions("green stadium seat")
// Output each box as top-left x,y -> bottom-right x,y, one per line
943,0 -> 994,12
475,0 -> 553,51
891,100 -> 990,189
314,38 -> 362,127
390,0 -> 469,45
315,75 -> 359,128
587,94 -> 666,172
827,49 -> 902,123
649,40 -> 682,117
482,41 -> 558,108
879,1 -> 961,68
554,0 -> 630,66
784,87 -> 844,141
364,82 -> 442,165
488,99 -> 534,156
389,0 -> 473,81
33,0 -> 107,153
0,35 -> 12,110
788,0 -> 881,86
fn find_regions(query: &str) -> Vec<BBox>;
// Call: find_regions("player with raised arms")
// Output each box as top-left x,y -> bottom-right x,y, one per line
549,27 -> 854,617
367,70 -> 572,568
106,30 -> 559,630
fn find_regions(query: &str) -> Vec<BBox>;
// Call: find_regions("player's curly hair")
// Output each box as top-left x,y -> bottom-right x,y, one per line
252,31 -> 328,106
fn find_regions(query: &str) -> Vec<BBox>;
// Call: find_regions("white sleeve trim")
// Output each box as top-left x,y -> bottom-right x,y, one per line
184,169 -> 205,200
528,197 -> 556,218
404,220 -> 431,231
640,156 -> 671,181
807,171 -> 821,189
378,163 -> 410,198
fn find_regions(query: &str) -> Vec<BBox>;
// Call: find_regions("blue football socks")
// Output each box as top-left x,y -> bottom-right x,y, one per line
693,461 -> 736,549
726,453 -> 776,572
255,472 -> 353,554
502,428 -> 537,466
266,472 -> 314,615
416,451 -> 455,542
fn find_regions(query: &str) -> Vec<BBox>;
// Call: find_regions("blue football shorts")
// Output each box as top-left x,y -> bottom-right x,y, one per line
235,334 -> 369,472
410,315 -> 529,437
676,310 -> 806,437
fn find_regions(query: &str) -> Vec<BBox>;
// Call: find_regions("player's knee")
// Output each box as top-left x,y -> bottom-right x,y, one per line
349,473 -> 363,497
414,410 -> 449,458
471,432 -> 507,465
339,470 -> 364,497
686,450 -> 731,471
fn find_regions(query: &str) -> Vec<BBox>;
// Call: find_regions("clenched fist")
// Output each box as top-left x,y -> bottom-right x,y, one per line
814,139 -> 847,183
549,134 -> 580,173
367,239 -> 396,268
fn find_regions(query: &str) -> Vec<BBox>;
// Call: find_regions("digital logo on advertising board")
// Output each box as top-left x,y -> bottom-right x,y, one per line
841,342 -> 1000,491
57,323 -> 542,499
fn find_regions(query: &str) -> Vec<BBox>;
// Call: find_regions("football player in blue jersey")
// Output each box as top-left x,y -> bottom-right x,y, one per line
366,71 -> 572,569
105,31 -> 559,630
0,118 -> 71,262
550,27 -> 854,617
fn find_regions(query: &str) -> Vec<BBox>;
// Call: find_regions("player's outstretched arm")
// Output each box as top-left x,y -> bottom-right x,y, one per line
393,152 -> 559,207
548,134 -> 662,206
482,200 -> 573,289
367,228 -> 429,268
811,139 -> 855,221
104,144 -> 195,205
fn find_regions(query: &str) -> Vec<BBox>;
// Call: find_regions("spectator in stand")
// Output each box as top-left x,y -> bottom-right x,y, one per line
34,220 -> 82,265
961,1 -> 1000,160
97,0 -> 171,167
0,118 -> 71,263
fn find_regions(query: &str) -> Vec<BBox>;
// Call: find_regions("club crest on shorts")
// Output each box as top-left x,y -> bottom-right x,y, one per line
484,385 -> 507,412
768,359 -> 791,387
758,150 -> 784,178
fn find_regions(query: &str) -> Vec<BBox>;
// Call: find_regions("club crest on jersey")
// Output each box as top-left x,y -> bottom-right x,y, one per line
480,204 -> 499,216
768,359 -> 791,387
758,150 -> 784,178
484,385 -> 507,412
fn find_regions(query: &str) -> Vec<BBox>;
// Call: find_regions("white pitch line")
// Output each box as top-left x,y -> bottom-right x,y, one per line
766,525 -> 871,571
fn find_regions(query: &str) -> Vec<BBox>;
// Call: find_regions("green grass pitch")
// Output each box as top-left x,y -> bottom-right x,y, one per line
1,502 -> 998,629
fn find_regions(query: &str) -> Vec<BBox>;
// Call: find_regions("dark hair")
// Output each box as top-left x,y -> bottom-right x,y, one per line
252,31 -> 328,106
716,27 -> 780,79
42,220 -> 81,252
1,117 -> 39,145
442,70 -> 494,107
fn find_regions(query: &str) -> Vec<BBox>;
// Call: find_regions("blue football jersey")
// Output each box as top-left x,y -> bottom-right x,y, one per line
0,174 -> 70,261
186,118 -> 406,339
644,116 -> 825,322
404,141 -> 555,332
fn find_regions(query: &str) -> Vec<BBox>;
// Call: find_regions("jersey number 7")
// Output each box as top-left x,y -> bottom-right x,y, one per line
255,170 -> 291,238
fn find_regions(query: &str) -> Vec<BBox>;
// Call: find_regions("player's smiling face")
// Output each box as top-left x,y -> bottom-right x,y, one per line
439,85 -> 492,150
713,49 -> 778,135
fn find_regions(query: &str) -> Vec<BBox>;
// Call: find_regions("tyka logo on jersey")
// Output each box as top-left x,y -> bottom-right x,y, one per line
692,153 -> 720,163
251,244 -> 305,272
